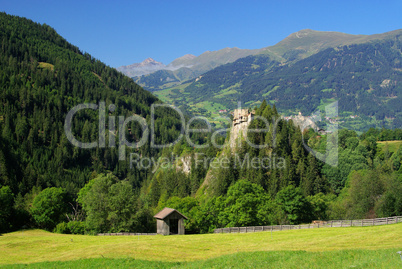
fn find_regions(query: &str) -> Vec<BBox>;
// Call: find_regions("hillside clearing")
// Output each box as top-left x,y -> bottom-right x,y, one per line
377,140 -> 402,153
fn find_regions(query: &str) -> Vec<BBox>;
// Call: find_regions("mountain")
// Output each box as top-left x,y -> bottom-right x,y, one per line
133,29 -> 402,92
132,29 -> 397,91
155,29 -> 402,131
117,57 -> 166,77
262,29 -> 402,62
168,54 -> 196,68
118,47 -> 263,91
166,47 -> 263,72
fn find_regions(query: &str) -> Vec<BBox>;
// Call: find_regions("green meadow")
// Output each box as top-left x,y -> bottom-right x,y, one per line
1,223 -> 401,268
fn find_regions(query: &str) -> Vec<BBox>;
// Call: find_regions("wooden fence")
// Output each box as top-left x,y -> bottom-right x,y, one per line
97,232 -> 157,236
213,216 -> 402,234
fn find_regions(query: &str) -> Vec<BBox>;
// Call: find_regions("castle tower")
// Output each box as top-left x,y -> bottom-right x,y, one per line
230,109 -> 254,150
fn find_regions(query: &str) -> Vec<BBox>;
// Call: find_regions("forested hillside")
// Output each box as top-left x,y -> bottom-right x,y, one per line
0,12 -> 183,232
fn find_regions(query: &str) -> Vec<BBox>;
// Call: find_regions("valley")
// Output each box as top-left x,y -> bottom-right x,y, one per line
1,9 -> 402,269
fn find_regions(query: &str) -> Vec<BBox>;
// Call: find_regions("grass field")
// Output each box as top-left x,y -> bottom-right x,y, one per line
1,223 -> 402,268
377,140 -> 402,154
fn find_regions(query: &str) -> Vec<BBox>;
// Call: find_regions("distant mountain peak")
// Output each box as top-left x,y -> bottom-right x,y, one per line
117,58 -> 166,77
130,57 -> 164,67
141,57 -> 163,65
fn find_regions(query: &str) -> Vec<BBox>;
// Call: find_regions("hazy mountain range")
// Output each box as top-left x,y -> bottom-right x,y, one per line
119,29 -> 402,94
117,47 -> 264,90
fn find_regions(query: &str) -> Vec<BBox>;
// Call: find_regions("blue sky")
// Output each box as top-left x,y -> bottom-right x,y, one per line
1,0 -> 401,67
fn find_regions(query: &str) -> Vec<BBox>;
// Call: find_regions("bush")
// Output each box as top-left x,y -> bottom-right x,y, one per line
67,221 -> 85,234
54,222 -> 70,234
54,221 -> 85,234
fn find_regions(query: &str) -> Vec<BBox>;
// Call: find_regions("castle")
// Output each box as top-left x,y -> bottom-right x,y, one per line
232,109 -> 253,126
230,109 -> 254,149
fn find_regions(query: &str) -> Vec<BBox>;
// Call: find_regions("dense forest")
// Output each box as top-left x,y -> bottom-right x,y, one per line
0,13 -> 401,235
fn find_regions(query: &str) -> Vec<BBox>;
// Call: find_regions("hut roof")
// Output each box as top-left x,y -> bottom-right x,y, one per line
153,207 -> 188,220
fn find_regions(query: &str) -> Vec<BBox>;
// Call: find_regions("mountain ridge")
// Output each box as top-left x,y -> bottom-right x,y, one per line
154,29 -> 402,131
261,28 -> 402,62
130,29 -> 402,92
118,46 -> 264,89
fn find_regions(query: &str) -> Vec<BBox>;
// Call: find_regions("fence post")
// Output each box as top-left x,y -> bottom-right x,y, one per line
331,221 -> 333,227
361,219 -> 363,226
372,219 -> 375,226
351,220 -> 352,227
341,220 -> 343,227
280,225 -> 282,231
386,218 -> 388,225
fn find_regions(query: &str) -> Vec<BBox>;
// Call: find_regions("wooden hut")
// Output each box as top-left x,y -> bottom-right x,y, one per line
154,207 -> 188,235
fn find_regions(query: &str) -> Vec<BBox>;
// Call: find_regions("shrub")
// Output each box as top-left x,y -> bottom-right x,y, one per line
54,222 -> 70,234
67,221 -> 85,234
54,221 -> 86,234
